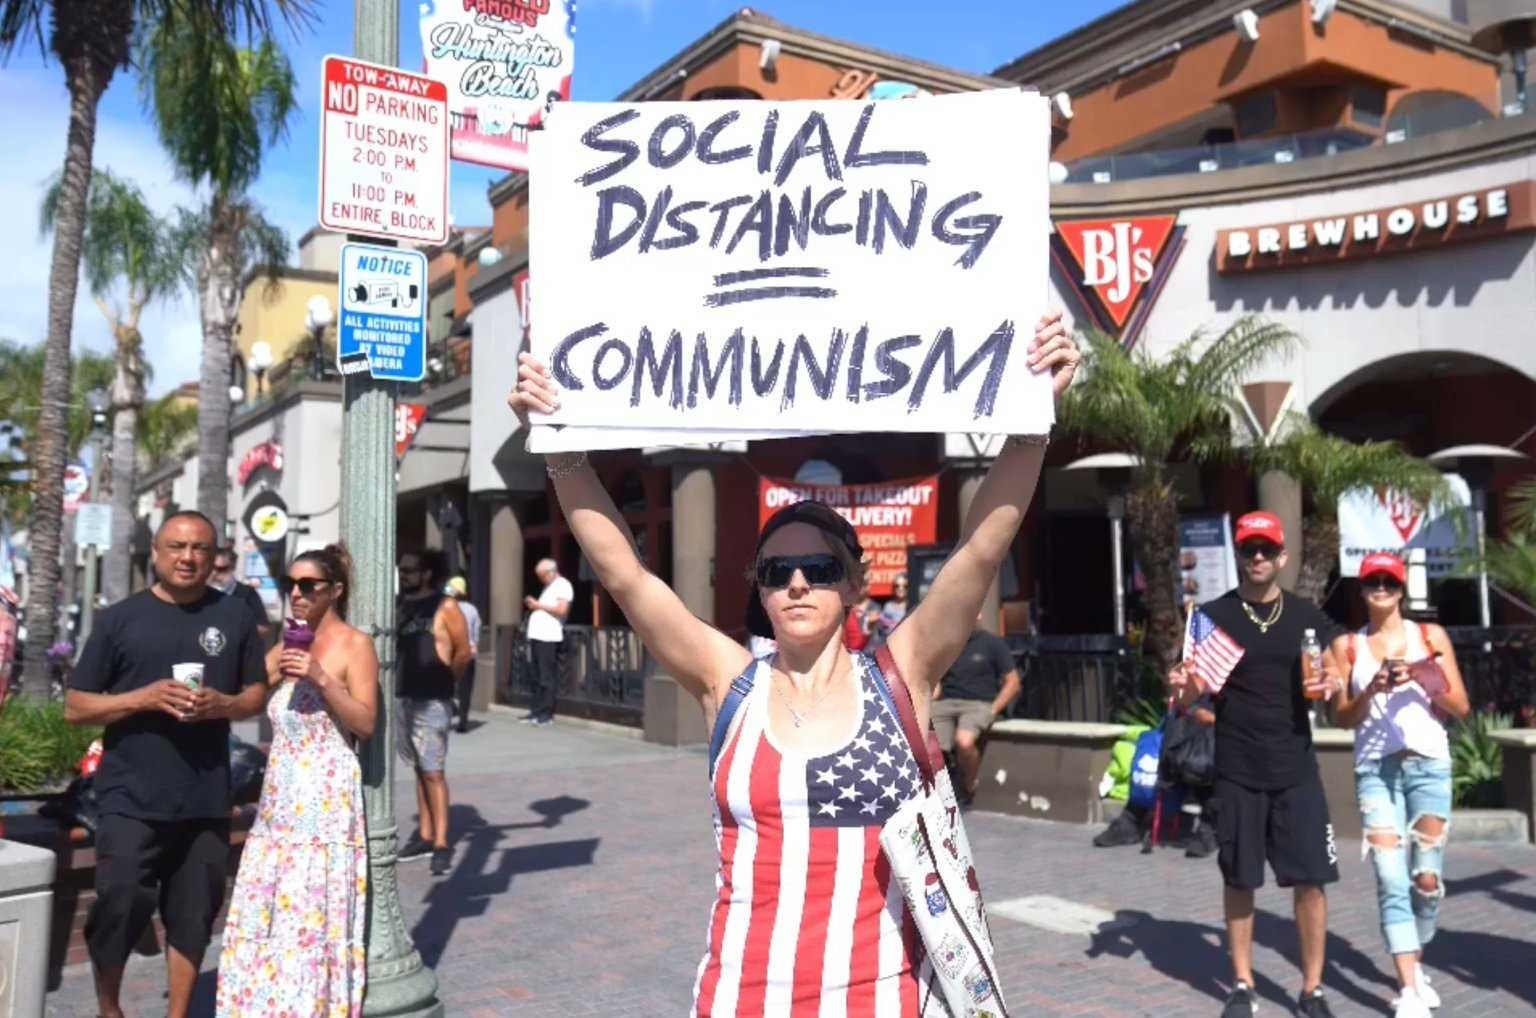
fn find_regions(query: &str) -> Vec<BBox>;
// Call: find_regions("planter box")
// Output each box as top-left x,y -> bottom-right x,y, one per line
0,838 -> 54,1018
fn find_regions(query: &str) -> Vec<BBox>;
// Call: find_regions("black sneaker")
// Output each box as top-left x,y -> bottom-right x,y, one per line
1186,822 -> 1219,859
1093,809 -> 1141,848
1296,988 -> 1335,1018
1220,982 -> 1257,1017
398,833 -> 432,861
430,846 -> 452,876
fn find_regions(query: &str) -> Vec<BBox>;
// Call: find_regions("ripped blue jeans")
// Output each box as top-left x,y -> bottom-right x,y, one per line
1355,753 -> 1453,956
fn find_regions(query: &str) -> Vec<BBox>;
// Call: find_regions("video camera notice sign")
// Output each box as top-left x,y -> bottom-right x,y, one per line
526,89 -> 1051,453
337,243 -> 428,382
319,55 -> 450,245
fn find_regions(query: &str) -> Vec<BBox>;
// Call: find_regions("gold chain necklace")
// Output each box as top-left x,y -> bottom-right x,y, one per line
1241,595 -> 1284,634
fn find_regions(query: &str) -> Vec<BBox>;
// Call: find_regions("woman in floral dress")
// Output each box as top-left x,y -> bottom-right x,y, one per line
217,545 -> 377,1018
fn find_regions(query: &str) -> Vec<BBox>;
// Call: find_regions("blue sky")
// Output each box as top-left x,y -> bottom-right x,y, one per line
0,0 -> 1122,395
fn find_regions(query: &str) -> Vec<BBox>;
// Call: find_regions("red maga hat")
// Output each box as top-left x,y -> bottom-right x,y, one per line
1234,511 -> 1285,546
1359,552 -> 1406,584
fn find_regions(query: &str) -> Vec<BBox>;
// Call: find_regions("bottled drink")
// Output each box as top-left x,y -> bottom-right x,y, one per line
1300,628 -> 1325,700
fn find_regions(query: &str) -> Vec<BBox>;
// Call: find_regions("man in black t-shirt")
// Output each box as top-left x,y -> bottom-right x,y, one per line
932,620 -> 1021,802
66,510 -> 268,1018
1171,511 -> 1346,1018
395,549 -> 471,876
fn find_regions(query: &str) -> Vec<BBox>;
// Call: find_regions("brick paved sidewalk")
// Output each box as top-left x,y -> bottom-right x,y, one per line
45,714 -> 1536,1017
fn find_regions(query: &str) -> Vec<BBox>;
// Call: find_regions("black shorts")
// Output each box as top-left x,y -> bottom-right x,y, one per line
1209,774 -> 1339,890
85,814 -> 231,969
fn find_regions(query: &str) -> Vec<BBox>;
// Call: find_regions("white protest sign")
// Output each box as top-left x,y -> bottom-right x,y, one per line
319,55 -> 450,245
1338,474 -> 1471,578
526,89 -> 1050,453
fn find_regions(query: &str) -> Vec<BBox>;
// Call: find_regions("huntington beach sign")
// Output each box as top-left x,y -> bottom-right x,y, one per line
526,89 -> 1051,452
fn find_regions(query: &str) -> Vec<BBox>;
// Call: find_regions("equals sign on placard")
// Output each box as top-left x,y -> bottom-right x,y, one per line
703,267 -> 838,308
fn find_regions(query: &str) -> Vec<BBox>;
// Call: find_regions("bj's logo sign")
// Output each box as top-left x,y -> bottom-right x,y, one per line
1052,215 -> 1182,344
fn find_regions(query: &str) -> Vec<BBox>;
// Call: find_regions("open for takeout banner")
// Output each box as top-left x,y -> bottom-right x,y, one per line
758,475 -> 939,597
527,89 -> 1051,453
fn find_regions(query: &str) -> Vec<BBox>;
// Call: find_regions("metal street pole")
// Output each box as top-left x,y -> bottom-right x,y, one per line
349,2 -> 442,1015
78,395 -> 109,647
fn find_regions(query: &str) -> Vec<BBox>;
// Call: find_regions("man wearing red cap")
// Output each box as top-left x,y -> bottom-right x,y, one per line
1171,510 -> 1346,1018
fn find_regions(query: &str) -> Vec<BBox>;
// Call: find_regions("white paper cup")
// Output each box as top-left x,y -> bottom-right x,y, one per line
172,662 -> 204,690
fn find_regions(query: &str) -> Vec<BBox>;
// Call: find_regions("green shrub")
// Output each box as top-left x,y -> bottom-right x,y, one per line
1450,711 -> 1513,809
0,698 -> 100,793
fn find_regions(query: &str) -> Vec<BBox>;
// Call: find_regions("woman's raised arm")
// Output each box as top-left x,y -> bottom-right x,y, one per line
510,355 -> 751,708
887,312 -> 1077,702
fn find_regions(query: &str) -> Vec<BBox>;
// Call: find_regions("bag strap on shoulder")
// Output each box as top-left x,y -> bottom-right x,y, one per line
873,646 -> 940,786
708,664 -> 758,775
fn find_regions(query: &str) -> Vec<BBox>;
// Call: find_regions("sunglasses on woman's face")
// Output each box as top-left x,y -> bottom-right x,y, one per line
1363,577 -> 1403,593
279,577 -> 332,598
756,554 -> 846,590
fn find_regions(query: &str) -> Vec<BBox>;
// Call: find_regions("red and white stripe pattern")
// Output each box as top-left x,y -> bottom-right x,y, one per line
1184,607 -> 1245,694
693,658 -> 927,1017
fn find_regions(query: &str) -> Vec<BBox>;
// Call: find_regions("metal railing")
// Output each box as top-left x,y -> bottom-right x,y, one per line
1444,626 -> 1535,722
496,624 -> 650,726
999,626 -> 1535,726
1060,108 -> 1528,186
1005,635 -> 1145,724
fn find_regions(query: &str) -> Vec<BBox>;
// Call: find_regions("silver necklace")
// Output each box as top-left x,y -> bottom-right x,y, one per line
773,668 -> 843,728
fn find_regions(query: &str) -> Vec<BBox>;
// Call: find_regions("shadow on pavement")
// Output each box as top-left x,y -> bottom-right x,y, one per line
410,801 -> 600,968
1086,907 -> 1399,1015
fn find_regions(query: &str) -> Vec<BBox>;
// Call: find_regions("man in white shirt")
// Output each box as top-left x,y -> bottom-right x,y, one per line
523,558 -> 572,725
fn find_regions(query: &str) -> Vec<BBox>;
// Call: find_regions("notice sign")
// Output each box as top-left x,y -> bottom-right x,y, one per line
338,243 -> 428,381
759,475 -> 940,596
319,55 -> 450,245
1338,475 -> 1471,578
419,0 -> 576,172
527,89 -> 1051,453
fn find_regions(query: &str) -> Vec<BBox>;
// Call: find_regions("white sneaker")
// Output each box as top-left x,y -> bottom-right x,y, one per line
1392,988 -> 1432,1018
1414,965 -> 1440,1009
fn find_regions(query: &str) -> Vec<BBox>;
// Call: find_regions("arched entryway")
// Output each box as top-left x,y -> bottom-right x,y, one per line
1312,351 -> 1536,626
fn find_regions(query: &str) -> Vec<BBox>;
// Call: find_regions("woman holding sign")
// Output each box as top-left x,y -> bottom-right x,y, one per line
508,311 -> 1077,1016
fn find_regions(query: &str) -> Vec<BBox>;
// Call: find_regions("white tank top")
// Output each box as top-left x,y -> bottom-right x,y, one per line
1349,622 -> 1450,763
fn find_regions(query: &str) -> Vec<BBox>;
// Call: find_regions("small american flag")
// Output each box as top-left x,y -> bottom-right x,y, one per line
1184,607 -> 1245,693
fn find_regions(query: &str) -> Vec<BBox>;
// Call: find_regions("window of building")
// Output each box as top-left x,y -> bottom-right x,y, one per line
692,86 -> 763,101
1233,91 -> 1277,137
1351,85 -> 1387,129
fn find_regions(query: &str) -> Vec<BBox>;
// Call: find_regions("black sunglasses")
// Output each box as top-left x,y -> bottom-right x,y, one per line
755,554 -> 846,589
1237,542 -> 1284,560
1363,576 -> 1403,592
279,577 -> 332,598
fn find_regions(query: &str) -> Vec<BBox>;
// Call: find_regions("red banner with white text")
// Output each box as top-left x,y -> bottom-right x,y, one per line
758,475 -> 940,596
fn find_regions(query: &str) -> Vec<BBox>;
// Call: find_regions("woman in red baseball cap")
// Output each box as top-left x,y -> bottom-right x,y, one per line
1329,552 -> 1470,1018
510,312 -> 1078,1016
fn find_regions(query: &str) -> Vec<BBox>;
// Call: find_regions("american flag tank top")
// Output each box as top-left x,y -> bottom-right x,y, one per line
692,654 -> 929,1016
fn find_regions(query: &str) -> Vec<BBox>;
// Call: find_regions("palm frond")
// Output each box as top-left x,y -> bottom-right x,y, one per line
1505,476 -> 1536,539
141,18 -> 297,197
42,167 -> 178,307
1256,423 -> 1454,521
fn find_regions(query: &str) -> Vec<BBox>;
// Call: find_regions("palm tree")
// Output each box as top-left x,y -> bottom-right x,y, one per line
136,392 -> 199,473
1254,423 -> 1455,606
0,0 -> 309,695
0,340 -> 115,526
145,22 -> 294,539
1059,316 -> 1301,673
42,169 -> 178,604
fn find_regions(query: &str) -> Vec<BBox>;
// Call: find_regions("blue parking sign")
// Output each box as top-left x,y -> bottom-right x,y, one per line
337,243 -> 427,382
